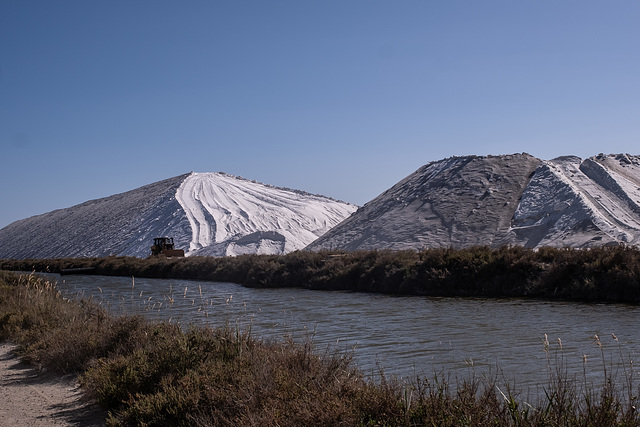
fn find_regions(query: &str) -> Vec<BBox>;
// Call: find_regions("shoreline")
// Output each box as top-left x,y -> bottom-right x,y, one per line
3,245 -> 640,304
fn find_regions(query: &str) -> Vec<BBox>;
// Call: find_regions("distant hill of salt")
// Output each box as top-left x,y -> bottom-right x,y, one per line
0,173 -> 357,259
307,153 -> 640,251
3,153 -> 639,260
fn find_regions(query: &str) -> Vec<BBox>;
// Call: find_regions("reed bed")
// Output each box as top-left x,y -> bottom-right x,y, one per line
57,275 -> 245,333
1,270 -> 639,426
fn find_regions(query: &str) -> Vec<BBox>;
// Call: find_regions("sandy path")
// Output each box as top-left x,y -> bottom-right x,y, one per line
0,343 -> 105,426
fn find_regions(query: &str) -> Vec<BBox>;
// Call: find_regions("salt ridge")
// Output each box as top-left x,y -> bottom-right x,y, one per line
512,155 -> 640,247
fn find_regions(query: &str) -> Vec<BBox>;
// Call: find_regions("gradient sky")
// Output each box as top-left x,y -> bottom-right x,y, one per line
1,1 -> 639,229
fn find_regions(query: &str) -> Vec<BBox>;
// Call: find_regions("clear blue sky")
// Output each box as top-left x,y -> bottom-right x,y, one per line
1,1 -> 639,229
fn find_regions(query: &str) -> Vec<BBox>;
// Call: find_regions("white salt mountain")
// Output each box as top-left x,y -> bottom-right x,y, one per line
3,153 -> 639,260
0,173 -> 357,259
307,153 -> 640,251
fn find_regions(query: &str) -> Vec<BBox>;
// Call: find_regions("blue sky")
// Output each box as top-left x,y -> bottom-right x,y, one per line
1,1 -> 639,229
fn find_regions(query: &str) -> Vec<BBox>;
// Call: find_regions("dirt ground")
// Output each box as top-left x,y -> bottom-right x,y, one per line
0,343 -> 106,426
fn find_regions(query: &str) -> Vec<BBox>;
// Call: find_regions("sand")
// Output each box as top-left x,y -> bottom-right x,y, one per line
0,343 -> 105,426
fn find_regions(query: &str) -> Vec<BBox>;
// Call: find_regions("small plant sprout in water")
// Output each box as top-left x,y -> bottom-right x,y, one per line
593,333 -> 602,348
542,333 -> 550,354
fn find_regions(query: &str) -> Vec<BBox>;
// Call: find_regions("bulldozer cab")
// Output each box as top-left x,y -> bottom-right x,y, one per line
153,237 -> 175,250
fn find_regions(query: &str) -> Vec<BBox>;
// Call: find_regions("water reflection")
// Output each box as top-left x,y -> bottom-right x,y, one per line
48,273 -> 639,390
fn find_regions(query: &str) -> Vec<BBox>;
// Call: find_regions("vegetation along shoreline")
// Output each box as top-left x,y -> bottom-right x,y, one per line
1,269 -> 639,425
2,245 -> 640,304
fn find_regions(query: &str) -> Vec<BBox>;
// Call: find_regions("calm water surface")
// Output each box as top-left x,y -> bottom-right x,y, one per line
47,274 -> 639,391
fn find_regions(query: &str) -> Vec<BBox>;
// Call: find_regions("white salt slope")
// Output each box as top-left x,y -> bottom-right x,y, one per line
511,154 -> 640,247
176,173 -> 357,256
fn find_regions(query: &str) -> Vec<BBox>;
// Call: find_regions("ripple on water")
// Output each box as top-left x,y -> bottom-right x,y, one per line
48,273 -> 640,389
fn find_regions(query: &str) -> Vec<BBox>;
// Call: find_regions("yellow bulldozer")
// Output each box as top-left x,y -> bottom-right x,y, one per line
150,237 -> 185,257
